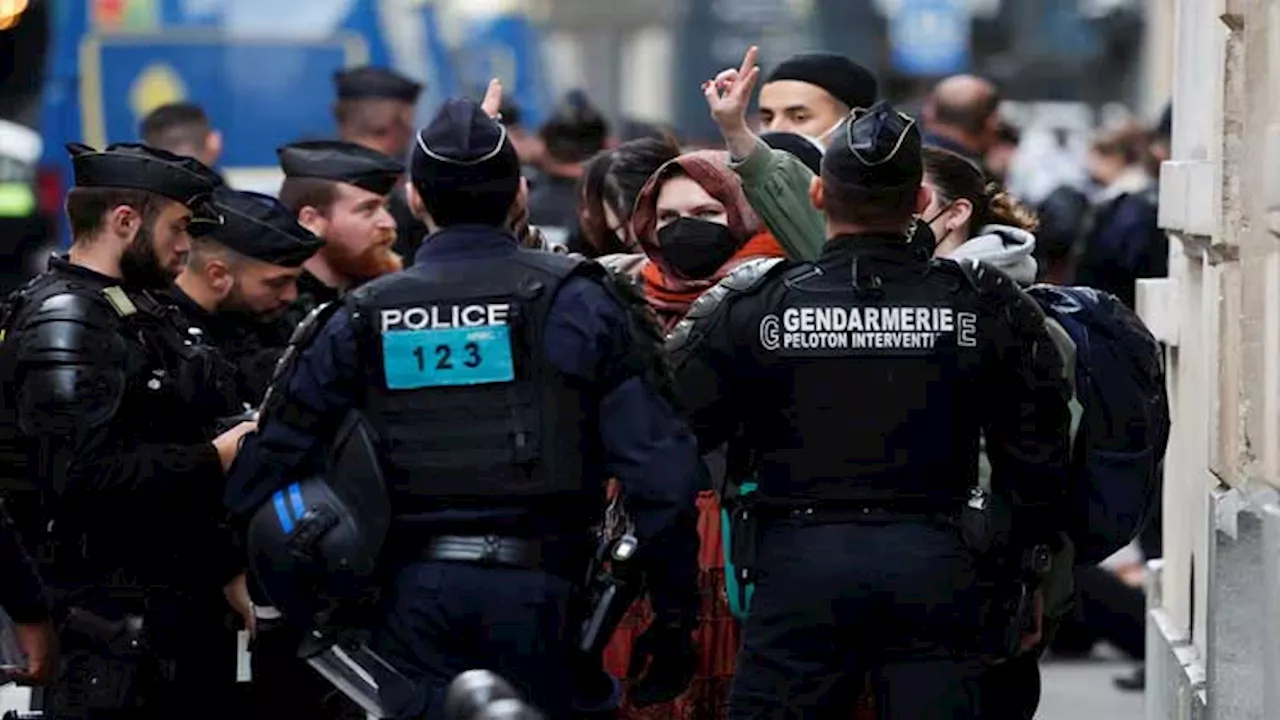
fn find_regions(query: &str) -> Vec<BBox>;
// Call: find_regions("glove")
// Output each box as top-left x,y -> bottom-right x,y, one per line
626,620 -> 696,707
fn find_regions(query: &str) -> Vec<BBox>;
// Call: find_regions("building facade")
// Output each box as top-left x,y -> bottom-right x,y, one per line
1141,1 -> 1280,718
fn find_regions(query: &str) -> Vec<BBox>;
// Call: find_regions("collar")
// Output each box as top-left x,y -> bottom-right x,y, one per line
1096,167 -> 1154,204
299,270 -> 342,301
47,254 -> 122,287
414,225 -> 519,263
822,233 -> 929,264
163,284 -> 214,320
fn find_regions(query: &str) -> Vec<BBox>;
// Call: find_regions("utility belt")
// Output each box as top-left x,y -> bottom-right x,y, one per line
419,535 -> 545,570
722,488 -> 1016,616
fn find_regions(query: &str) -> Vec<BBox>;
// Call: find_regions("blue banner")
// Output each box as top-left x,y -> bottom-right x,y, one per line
889,0 -> 970,77
79,34 -> 367,167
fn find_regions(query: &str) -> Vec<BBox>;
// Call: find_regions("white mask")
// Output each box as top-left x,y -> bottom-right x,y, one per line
806,117 -> 848,150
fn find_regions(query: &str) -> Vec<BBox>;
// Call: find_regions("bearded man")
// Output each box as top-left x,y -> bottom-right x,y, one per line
275,140 -> 405,329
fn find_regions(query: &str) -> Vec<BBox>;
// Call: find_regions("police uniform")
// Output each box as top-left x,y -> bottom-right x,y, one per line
161,187 -> 324,404
227,99 -> 701,720
667,104 -> 1072,718
0,143 -> 245,719
333,66 -> 428,263
276,140 -> 403,330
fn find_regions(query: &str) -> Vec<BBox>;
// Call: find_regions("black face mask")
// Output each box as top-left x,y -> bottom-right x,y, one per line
655,217 -> 739,280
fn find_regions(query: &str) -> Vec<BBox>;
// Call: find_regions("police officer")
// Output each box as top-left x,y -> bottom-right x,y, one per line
275,140 -> 404,329
332,66 -> 429,261
226,98 -> 701,719
0,143 -> 257,719
667,102 -> 1072,718
165,186 -> 325,403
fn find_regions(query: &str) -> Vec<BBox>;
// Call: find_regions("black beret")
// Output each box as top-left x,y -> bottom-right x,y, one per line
67,142 -> 219,206
277,140 -> 403,196
761,131 -> 824,175
764,53 -> 878,111
409,98 -> 520,205
821,101 -> 923,198
333,66 -> 423,104
200,187 -> 324,267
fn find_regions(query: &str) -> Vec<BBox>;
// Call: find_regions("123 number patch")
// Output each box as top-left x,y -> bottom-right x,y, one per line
382,326 -> 515,389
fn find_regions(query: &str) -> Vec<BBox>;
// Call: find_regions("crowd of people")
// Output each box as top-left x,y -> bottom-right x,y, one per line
0,40 -> 1170,720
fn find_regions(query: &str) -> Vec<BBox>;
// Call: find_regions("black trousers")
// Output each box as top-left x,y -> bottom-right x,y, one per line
728,520 -> 985,719
371,561 -> 577,720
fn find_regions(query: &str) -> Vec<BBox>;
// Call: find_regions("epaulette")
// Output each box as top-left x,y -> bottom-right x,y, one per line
100,286 -> 138,317
666,257 -> 788,351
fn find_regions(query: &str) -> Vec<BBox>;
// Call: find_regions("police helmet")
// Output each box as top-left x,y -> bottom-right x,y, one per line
247,412 -> 391,625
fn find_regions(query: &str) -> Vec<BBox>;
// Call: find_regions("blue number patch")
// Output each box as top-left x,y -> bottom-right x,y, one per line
381,326 -> 515,390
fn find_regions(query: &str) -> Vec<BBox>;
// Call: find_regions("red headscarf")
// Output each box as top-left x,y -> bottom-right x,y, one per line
630,151 -> 786,331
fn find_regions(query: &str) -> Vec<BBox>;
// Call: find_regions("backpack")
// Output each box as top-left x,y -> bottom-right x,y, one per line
1025,284 -> 1170,565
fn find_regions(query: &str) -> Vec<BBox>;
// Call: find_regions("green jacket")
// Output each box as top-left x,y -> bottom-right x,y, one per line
729,137 -> 827,262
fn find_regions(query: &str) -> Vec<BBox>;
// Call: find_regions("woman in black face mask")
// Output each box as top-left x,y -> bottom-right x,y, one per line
630,150 -> 785,332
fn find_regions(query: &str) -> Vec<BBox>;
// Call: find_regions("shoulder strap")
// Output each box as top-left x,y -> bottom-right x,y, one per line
667,257 -> 788,352
259,300 -> 346,416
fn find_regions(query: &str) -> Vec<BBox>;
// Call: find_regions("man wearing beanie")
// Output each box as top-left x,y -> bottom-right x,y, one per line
225,96 -> 701,720
759,51 -> 877,141
704,47 -> 880,262
669,100 -> 1071,719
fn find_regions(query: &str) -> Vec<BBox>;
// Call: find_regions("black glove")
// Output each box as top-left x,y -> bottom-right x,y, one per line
626,620 -> 696,707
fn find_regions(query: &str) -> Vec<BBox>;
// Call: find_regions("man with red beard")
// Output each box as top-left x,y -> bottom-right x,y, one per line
275,140 -> 404,330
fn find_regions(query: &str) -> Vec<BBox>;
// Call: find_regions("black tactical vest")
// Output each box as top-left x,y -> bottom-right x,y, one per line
748,257 -> 988,506
350,248 -> 600,513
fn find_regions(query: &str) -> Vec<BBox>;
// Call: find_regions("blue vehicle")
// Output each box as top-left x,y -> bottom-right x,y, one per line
32,0 -> 550,241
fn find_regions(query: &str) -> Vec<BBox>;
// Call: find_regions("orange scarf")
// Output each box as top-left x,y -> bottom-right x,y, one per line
643,232 -> 786,332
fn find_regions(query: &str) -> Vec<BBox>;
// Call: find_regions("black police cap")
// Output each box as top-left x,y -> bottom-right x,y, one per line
333,66 -> 423,104
67,142 -> 220,206
202,186 -> 324,268
409,97 -> 520,203
821,100 -> 923,197
276,140 -> 403,196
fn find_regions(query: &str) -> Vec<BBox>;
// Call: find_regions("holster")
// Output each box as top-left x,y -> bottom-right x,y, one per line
49,607 -> 150,713
577,535 -> 641,656
977,581 -> 1035,662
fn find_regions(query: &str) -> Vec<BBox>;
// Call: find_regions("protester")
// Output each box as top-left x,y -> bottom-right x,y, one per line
577,138 -> 681,258
1074,122 -> 1166,308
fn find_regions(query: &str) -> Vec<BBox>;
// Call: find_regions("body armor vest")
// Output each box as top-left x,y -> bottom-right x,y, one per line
748,258 -> 987,506
351,248 -> 600,514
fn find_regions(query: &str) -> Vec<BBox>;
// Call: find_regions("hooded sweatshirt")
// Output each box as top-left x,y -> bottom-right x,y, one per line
944,224 -> 1038,287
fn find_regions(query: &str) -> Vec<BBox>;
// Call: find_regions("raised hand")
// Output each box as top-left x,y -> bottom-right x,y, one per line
481,78 -> 504,120
702,46 -> 761,135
